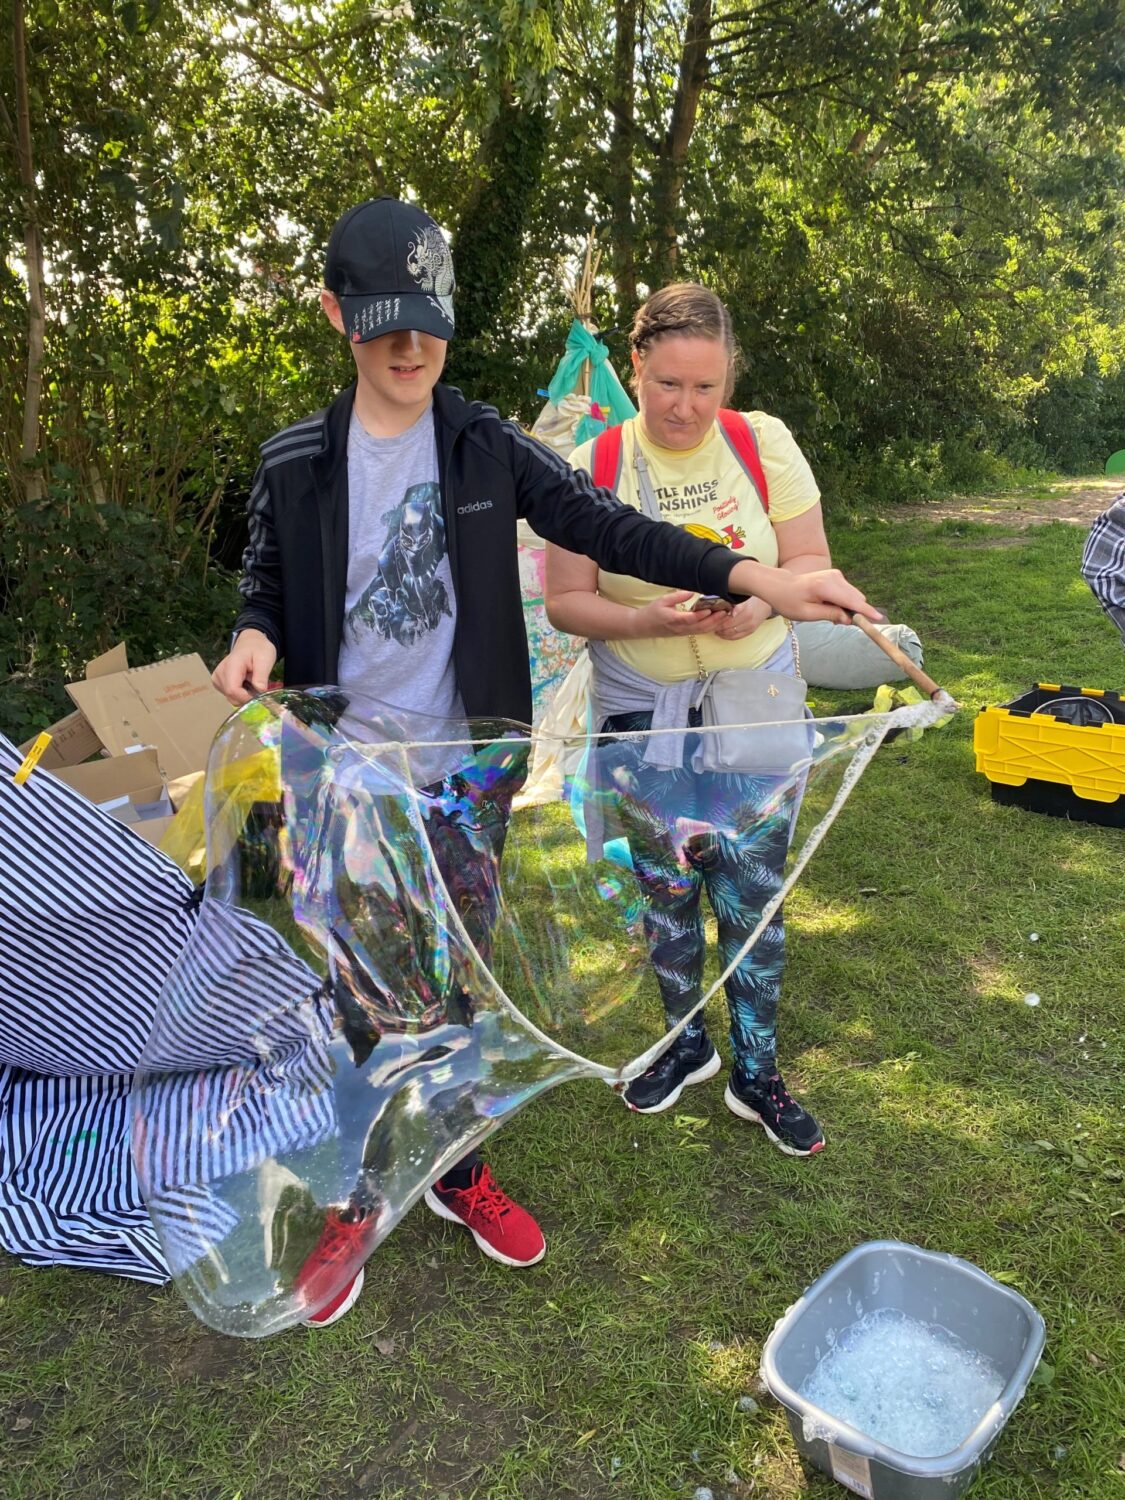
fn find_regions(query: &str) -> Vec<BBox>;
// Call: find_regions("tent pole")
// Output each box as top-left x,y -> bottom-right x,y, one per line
570,229 -> 601,400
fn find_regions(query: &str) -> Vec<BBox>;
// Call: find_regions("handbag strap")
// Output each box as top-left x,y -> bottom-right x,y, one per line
631,441 -> 662,523
686,619 -> 801,683
634,440 -> 802,684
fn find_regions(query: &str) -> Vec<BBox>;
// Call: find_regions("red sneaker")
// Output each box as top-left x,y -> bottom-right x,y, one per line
302,1265 -> 365,1327
424,1164 -> 545,1267
295,1208 -> 376,1326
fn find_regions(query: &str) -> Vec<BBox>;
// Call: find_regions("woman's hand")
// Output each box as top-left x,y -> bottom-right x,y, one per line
713,596 -> 772,641
629,591 -> 730,639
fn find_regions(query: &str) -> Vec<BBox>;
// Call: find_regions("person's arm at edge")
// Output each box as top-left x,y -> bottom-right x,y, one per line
1080,495 -> 1125,646
713,502 -> 832,639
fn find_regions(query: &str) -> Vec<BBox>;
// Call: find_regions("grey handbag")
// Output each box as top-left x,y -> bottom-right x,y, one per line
695,656 -> 812,775
632,443 -> 812,776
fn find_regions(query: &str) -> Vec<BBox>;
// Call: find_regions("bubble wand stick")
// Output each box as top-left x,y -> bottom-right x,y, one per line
849,612 -> 951,704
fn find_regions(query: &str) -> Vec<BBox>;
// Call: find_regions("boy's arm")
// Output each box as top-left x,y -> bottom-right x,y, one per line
1081,494 -> 1125,645
232,463 -> 284,651
502,420 -> 877,623
504,419 -> 740,597
213,464 -> 283,705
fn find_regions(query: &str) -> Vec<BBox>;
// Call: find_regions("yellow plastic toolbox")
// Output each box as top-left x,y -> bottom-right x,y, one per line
974,683 -> 1125,827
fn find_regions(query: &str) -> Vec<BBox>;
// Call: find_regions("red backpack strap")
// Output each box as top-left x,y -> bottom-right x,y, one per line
718,408 -> 769,514
591,424 -> 625,493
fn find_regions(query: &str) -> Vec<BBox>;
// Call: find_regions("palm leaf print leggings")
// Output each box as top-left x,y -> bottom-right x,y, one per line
598,712 -> 797,1081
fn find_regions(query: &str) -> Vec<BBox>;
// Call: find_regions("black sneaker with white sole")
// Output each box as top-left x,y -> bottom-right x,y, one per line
624,1031 -> 721,1113
724,1068 -> 825,1155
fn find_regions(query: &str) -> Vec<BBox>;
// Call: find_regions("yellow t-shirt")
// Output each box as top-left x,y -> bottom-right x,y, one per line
569,413 -> 820,681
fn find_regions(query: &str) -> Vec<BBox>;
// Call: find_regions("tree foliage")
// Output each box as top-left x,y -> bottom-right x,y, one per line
1,0 -> 1123,724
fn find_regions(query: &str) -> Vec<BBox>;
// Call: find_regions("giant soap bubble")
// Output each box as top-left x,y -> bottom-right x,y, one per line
132,686 -> 953,1335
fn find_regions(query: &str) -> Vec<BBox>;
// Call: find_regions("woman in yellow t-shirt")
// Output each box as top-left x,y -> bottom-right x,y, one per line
545,283 -> 830,1155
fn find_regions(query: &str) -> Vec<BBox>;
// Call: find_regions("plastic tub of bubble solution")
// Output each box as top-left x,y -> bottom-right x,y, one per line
760,1241 -> 1045,1500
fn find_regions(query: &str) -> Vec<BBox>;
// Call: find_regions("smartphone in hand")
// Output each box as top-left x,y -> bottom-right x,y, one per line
690,594 -> 733,613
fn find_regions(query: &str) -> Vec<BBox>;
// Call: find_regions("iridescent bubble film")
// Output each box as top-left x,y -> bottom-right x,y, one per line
132,687 -> 951,1335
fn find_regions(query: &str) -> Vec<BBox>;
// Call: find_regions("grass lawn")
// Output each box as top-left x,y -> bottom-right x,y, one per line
2,508 -> 1123,1500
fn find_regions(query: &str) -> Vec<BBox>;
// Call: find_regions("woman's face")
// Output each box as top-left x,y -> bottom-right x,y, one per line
632,334 -> 730,450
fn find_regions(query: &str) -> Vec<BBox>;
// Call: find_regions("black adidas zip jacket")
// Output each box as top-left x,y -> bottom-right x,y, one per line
233,381 -> 742,723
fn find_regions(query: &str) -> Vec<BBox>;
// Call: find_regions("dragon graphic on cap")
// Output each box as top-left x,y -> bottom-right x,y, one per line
406,223 -> 455,329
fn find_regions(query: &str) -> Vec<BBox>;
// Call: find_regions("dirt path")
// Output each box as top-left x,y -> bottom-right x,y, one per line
886,473 -> 1122,528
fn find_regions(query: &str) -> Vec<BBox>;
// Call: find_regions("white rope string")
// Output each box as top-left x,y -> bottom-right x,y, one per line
323,698 -> 954,1083
618,694 -> 957,1080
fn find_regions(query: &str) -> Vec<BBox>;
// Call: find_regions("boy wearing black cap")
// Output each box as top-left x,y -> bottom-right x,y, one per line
213,197 -> 876,1325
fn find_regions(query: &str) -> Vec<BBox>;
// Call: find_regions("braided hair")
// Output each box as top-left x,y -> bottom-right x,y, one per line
629,283 -> 741,400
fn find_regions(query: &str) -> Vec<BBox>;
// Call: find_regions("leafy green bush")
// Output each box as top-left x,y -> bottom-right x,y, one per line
0,483 -> 238,743
1027,360 -> 1125,474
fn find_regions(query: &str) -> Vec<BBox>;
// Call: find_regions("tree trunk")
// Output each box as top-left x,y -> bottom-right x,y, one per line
12,0 -> 46,503
446,88 -> 550,399
651,0 -> 712,285
607,0 -> 638,310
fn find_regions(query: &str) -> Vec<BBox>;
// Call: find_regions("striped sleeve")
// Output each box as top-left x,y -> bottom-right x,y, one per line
234,416 -> 328,649
0,1070 -> 168,1281
495,415 -> 742,600
0,733 -> 333,1285
233,463 -> 284,650
0,738 -> 196,1076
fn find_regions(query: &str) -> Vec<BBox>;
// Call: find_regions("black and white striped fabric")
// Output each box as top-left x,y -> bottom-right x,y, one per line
0,732 -> 196,1280
0,1070 -> 168,1278
1,730 -> 341,1285
135,900 -> 339,1276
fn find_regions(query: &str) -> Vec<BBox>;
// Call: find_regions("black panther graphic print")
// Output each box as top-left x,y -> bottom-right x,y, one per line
345,482 -> 453,648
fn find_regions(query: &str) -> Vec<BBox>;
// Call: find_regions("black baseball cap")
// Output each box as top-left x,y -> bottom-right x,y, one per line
324,197 -> 456,343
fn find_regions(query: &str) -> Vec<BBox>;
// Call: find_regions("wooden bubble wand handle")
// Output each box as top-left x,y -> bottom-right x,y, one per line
850,612 -> 944,700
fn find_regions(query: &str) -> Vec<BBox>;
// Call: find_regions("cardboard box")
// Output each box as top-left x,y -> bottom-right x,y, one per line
64,644 -> 232,783
85,642 -> 129,680
16,646 -> 134,772
166,769 -> 205,811
50,747 -> 176,842
18,642 -> 232,862
18,709 -> 102,772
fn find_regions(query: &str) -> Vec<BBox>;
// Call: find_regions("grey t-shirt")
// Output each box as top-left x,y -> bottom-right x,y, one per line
337,407 -> 465,745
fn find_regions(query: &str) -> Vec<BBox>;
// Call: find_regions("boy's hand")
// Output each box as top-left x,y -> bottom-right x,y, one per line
728,561 -> 882,625
212,629 -> 278,706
